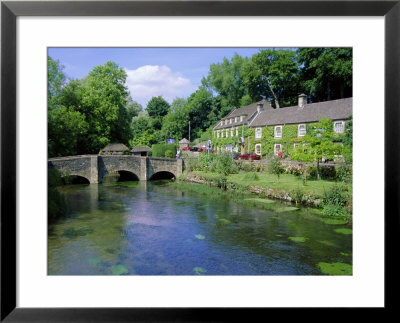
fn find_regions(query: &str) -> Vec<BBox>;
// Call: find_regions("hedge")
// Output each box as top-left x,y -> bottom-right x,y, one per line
152,144 -> 177,157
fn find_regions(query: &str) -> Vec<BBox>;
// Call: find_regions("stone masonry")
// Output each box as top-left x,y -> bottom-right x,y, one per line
48,155 -> 183,184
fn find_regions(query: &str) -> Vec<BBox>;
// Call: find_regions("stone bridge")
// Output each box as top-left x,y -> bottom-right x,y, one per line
48,155 -> 183,183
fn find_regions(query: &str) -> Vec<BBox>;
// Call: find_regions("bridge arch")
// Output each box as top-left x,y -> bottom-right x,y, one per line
101,169 -> 140,183
149,171 -> 175,181
62,174 -> 90,184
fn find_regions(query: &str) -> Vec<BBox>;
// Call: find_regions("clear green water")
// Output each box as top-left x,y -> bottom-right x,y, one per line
48,181 -> 352,275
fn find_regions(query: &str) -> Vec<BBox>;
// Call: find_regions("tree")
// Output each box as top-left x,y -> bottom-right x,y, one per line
145,96 -> 170,130
79,61 -> 131,152
297,48 -> 352,102
161,98 -> 190,140
125,98 -> 142,120
202,54 -> 250,108
48,56 -> 66,110
292,118 -> 344,179
244,49 -> 300,108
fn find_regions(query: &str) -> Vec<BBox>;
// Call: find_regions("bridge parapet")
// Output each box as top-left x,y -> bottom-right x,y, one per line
48,155 -> 181,183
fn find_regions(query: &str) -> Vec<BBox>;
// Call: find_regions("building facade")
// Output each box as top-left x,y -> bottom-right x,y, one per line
213,94 -> 352,158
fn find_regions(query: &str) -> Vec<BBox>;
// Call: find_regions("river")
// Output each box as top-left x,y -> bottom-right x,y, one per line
48,180 -> 352,275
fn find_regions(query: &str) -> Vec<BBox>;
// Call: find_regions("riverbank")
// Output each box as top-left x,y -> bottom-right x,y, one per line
180,170 -> 351,209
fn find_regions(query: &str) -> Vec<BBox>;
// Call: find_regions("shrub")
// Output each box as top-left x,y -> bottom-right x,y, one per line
322,183 -> 349,207
336,166 -> 352,182
48,167 -> 68,222
285,164 -> 304,177
152,143 -> 177,157
165,150 -> 174,158
321,203 -> 350,218
185,157 -> 201,172
198,153 -> 216,171
269,157 -> 284,182
320,166 -> 336,180
289,187 -> 304,205
210,153 -> 238,176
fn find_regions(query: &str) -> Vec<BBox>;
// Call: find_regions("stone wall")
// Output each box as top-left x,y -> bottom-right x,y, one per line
48,155 -> 181,183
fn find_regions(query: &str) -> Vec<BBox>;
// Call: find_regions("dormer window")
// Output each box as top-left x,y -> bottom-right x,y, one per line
298,124 -> 306,137
230,118 -> 233,124
274,125 -> 282,138
235,117 -> 238,123
225,120 -> 228,125
240,116 -> 244,122
220,121 -> 223,126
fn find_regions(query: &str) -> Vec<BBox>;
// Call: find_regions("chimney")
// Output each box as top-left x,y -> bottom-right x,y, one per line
257,101 -> 264,113
298,94 -> 307,108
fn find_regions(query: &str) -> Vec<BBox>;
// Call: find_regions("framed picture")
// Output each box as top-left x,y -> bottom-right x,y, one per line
1,0 -> 398,320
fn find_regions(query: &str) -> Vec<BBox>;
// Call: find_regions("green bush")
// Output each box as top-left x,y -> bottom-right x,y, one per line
321,203 -> 350,218
152,143 -> 177,157
165,150 -> 174,158
336,166 -> 352,182
269,157 -> 284,182
320,166 -> 336,180
322,183 -> 349,207
185,157 -> 201,172
242,172 -> 259,181
48,167 -> 68,222
210,153 -> 238,176
289,187 -> 304,204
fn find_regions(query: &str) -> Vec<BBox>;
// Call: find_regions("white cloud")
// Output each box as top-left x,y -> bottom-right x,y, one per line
125,65 -> 194,107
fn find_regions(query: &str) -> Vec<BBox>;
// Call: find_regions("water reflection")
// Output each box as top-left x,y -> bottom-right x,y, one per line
48,181 -> 352,275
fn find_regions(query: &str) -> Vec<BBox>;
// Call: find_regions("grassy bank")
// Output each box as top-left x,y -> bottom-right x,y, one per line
180,169 -> 352,220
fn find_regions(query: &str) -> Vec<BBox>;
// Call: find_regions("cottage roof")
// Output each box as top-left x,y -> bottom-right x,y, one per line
179,138 -> 190,144
131,145 -> 152,152
213,100 -> 270,130
249,97 -> 352,127
102,143 -> 130,152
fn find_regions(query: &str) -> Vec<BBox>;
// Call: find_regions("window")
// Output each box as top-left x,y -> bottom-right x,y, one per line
274,125 -> 282,138
220,121 -> 223,126
230,128 -> 234,137
334,121 -> 345,133
225,120 -> 228,125
236,127 -> 239,136
230,118 -> 233,124
217,130 -> 220,138
255,144 -> 261,156
221,131 -> 224,138
240,116 -> 244,122
293,143 -> 299,150
298,124 -> 306,137
274,144 -> 282,156
226,129 -> 229,137
255,127 -> 262,139
235,117 -> 238,123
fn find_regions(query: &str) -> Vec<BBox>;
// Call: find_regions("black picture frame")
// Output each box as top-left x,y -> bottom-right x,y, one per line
1,0 -> 398,321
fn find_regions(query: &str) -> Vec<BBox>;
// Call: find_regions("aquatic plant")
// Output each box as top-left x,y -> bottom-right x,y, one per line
334,228 -> 352,235
317,262 -> 352,275
195,234 -> 205,240
288,236 -> 307,243
193,267 -> 207,275
111,264 -> 129,275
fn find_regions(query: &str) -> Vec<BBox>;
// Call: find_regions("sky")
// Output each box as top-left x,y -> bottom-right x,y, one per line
48,47 -> 269,108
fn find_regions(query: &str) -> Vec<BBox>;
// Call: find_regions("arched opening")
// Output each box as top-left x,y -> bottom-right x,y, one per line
102,170 -> 139,183
62,175 -> 90,185
117,170 -> 139,182
150,171 -> 175,181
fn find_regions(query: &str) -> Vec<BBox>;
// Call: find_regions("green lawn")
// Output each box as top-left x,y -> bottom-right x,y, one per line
190,170 -> 351,198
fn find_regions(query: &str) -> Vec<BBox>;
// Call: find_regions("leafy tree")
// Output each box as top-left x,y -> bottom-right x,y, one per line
79,61 -> 131,152
146,96 -> 170,118
161,98 -> 190,140
125,98 -> 142,120
297,48 -> 352,102
244,49 -> 300,108
292,118 -> 344,179
48,56 -> 66,110
202,54 -> 250,108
